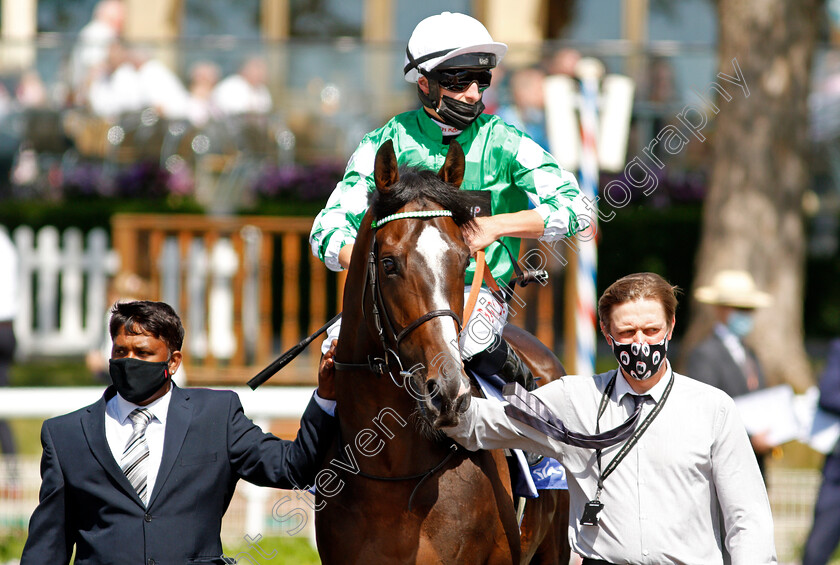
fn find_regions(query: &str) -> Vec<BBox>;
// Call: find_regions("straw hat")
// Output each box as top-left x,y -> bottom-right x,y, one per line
694,270 -> 772,308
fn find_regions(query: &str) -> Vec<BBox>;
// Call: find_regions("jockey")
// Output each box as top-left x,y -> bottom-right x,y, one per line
310,11 -> 590,390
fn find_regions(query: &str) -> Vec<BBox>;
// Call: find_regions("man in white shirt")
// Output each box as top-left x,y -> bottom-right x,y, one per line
70,0 -> 125,100
445,272 -> 777,564
22,300 -> 338,564
211,57 -> 273,116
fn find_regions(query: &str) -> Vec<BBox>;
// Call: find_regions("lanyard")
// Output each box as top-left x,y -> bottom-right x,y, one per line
592,371 -> 674,500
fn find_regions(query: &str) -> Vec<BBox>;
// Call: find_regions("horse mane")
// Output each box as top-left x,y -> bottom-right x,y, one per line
368,168 -> 477,234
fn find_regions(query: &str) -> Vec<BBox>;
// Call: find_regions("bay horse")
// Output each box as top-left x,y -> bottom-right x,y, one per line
315,139 -> 570,564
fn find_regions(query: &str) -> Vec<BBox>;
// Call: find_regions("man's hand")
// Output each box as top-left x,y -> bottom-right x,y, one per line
317,340 -> 338,400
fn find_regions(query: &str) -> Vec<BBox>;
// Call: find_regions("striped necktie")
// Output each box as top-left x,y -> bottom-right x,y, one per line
121,408 -> 153,505
502,383 -> 647,450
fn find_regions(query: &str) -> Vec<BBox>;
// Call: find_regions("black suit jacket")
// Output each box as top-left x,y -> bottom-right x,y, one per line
21,384 -> 335,565
685,332 -> 767,399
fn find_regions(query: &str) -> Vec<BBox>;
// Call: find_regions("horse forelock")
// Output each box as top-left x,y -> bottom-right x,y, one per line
368,168 -> 476,234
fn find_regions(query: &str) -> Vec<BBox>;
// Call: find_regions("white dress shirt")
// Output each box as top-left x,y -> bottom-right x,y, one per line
446,363 -> 777,564
105,389 -> 172,501
105,387 -> 336,500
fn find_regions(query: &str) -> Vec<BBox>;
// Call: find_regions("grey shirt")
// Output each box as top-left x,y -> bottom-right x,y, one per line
445,364 -> 777,564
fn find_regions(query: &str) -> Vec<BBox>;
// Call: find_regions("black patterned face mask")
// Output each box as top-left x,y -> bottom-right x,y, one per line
609,335 -> 669,381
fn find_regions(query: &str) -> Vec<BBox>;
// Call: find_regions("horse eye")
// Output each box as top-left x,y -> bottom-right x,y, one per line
382,257 -> 398,275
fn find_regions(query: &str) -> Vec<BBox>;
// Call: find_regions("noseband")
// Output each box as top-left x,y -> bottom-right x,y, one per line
334,210 -> 463,380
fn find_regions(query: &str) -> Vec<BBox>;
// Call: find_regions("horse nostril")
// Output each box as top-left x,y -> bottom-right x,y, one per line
454,392 -> 471,414
425,378 -> 440,400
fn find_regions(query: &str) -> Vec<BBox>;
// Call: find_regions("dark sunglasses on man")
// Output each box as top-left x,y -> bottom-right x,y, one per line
431,68 -> 493,93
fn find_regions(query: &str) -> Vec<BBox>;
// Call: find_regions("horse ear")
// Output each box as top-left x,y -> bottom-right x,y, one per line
374,140 -> 399,193
439,140 -> 465,188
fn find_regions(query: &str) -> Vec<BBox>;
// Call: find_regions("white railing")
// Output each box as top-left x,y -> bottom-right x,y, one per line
9,225 -> 119,359
7,224 -> 258,366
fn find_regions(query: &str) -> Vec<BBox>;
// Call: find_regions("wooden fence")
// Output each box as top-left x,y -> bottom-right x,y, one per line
111,214 -> 348,385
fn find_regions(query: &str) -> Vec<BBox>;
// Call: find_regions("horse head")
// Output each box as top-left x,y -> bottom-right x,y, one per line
367,139 -> 476,430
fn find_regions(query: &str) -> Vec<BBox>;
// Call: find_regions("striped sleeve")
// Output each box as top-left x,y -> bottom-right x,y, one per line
309,137 -> 378,271
511,134 -> 591,241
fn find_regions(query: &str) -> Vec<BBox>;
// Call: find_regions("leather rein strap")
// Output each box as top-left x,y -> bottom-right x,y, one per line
462,249 -> 502,323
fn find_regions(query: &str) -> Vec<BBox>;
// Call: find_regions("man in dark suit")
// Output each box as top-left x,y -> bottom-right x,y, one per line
803,338 -> 840,565
685,270 -> 774,475
21,300 -> 337,564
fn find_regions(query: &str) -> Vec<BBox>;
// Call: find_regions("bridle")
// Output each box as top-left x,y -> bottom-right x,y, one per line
334,209 -> 463,384
332,209 -> 465,508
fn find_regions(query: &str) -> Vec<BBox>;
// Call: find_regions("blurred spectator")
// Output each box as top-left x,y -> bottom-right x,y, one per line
15,71 -> 48,109
481,63 -> 509,115
646,56 -> 678,107
542,47 -> 581,77
88,41 -> 143,118
211,57 -> 272,116
802,338 -> 840,565
684,270 -> 775,477
495,66 -> 549,150
70,0 -> 126,102
186,61 -> 221,127
89,45 -> 191,121
0,227 -> 18,484
646,57 -> 678,126
133,49 -> 190,120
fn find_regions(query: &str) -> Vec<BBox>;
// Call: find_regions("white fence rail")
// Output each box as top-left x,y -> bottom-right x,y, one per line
0,387 -> 827,562
10,225 -> 119,358
6,224 -> 254,363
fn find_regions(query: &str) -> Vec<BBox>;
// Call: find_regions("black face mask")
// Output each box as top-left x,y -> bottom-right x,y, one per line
109,358 -> 170,404
435,95 -> 485,130
417,78 -> 485,131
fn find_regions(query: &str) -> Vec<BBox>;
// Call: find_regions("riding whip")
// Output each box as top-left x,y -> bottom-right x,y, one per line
248,312 -> 342,389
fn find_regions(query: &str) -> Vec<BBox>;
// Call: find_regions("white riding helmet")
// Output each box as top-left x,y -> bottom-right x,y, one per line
403,12 -> 508,83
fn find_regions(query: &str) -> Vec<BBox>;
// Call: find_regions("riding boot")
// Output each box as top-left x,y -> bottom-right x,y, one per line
498,343 -> 537,392
464,339 -> 537,392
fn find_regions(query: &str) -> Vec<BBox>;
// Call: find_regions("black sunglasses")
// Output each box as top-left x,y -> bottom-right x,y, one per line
432,69 -> 493,93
